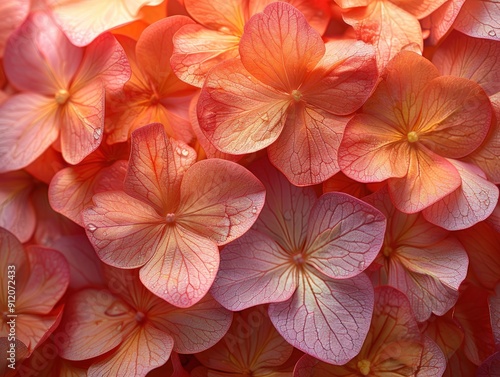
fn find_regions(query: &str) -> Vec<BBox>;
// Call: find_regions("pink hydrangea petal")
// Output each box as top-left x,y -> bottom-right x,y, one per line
477,352 -> 500,377
87,325 -> 174,377
0,94 -> 59,173
239,2 -> 325,91
177,158 -> 265,245
125,123 -> 196,214
417,336 -> 447,377
197,58 -> 289,154
58,289 -> 135,360
0,0 -> 29,57
211,230 -> 297,311
83,191 -> 164,268
422,159 -> 499,231
420,0 -> 466,45
305,192 -> 386,279
139,227 -> 219,308
489,284 -> 500,345
3,11 -> 82,94
268,105 -> 347,186
454,0 -> 500,41
269,270 -> 374,364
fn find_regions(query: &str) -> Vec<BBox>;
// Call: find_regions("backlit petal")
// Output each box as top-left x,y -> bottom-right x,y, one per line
177,159 -> 265,244
305,192 -> 385,279
0,0 -> 29,57
183,0 -> 245,33
239,2 -> 325,91
454,0 -> 500,41
211,230 -> 297,311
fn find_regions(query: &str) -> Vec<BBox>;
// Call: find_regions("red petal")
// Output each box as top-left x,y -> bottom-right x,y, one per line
211,230 -> 297,311
197,58 -> 289,154
177,159 -> 265,245
490,284 -> 500,344
305,192 -> 386,279
422,159 -> 499,231
0,94 -> 59,173
239,2 -> 325,91
125,123 -> 196,214
139,227 -> 219,307
269,271 -> 374,364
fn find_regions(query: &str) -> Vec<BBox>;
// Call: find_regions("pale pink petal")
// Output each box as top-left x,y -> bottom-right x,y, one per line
0,228 -> 29,301
420,0 -> 466,45
87,325 -> 173,377
48,0 -> 164,46
49,159 -> 127,226
305,192 -> 386,279
60,82 -> 105,164
0,94 -> 59,173
4,11 -> 82,93
0,0 -> 29,57
268,105 -> 347,186
16,307 -> 63,356
50,235 -> 105,290
140,227 -> 219,308
387,147 -> 462,213
269,270 -> 374,364
16,246 -> 69,314
125,123 -> 196,214
177,159 -> 265,245
239,2 -> 325,91
72,33 -> 131,96
391,0 -> 448,18
197,58 -> 289,154
151,293 -> 233,353
303,40 -> 378,115
58,289 -> 135,360
432,30 -> 500,96
422,159 -> 499,230
171,25 -> 240,88
250,157 -> 318,252
454,0 -> 500,41
0,171 -> 36,242
211,230 -> 297,311
83,191 -> 164,268
416,336 -> 447,377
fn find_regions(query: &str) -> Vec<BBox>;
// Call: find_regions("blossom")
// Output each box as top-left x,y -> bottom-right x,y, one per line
83,123 -> 266,307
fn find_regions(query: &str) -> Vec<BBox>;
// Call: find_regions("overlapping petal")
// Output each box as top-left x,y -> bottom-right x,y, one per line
454,0 -> 500,41
0,0 -> 29,57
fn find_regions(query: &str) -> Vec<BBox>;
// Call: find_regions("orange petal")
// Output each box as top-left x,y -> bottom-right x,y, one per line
239,2 -> 325,91
183,0 -> 245,34
390,0 -> 448,19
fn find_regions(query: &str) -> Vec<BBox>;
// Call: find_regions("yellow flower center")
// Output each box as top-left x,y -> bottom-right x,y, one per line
357,359 -> 371,376
407,131 -> 419,143
55,89 -> 70,105
291,89 -> 302,102
382,245 -> 393,257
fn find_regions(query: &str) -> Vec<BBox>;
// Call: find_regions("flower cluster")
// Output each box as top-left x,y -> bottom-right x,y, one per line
0,0 -> 499,376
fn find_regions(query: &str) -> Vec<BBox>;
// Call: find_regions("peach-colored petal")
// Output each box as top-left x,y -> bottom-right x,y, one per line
60,82 -> 105,164
87,325 -> 173,377
268,105 -> 347,185
125,123 -> 196,213
342,1 -> 423,69
0,228 -> 28,299
211,230 -> 297,311
420,0 -> 466,45
171,24 -> 241,88
390,0 -> 448,19
16,246 -> 69,314
183,0 -> 245,33
0,94 -> 59,173
48,0 -> 164,46
0,171 -> 36,242
454,0 -> 500,41
3,11 -> 82,94
197,58 -> 289,154
422,159 -> 499,230
239,2 -> 325,91
269,271 -> 374,364
388,147 -> 461,213
177,158 -> 266,245
140,227 -> 219,308
59,289 -> 135,360
0,0 -> 29,57
323,172 -> 373,198
432,30 -> 500,96
305,192 -> 385,279
335,0 -> 369,8
421,313 -> 464,359
72,33 -> 131,96
83,191 -> 164,268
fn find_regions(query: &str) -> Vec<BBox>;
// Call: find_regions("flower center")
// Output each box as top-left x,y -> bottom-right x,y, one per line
382,245 -> 393,257
292,252 -> 306,265
407,131 -> 419,143
55,89 -> 70,105
135,311 -> 146,324
165,213 -> 176,224
291,89 -> 302,102
357,359 -> 371,376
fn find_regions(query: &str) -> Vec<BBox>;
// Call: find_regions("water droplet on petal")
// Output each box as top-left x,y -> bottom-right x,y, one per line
251,206 -> 258,214
105,301 -> 129,317
358,260 -> 366,270
181,149 -> 189,157
366,214 -> 375,223
87,223 -> 97,232
488,29 -> 497,37
218,26 -> 230,33
260,113 -> 269,122
93,127 -> 102,140
283,210 -> 292,221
